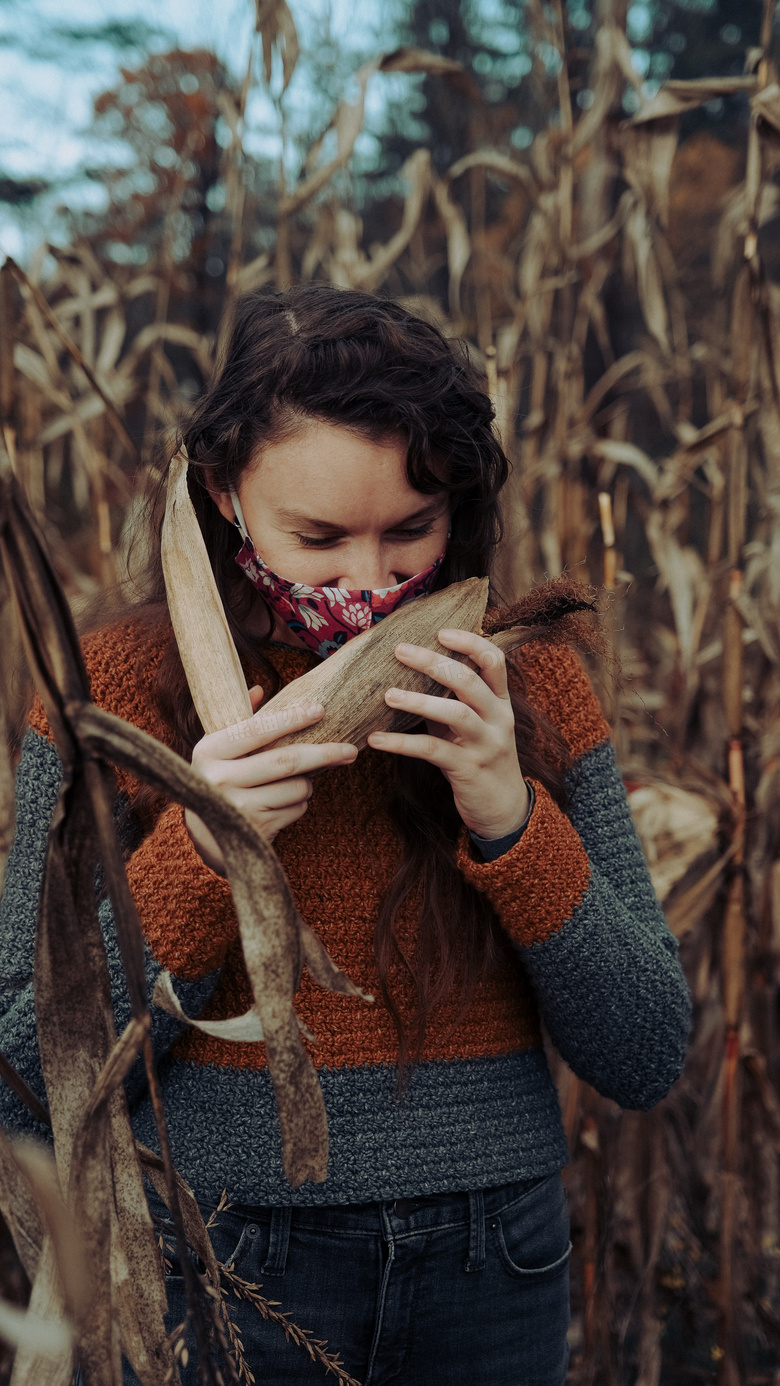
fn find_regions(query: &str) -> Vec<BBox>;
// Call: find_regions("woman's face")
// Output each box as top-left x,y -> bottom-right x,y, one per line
214,419 -> 449,589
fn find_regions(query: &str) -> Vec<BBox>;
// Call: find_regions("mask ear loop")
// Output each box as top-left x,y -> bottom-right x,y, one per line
229,487 -> 251,544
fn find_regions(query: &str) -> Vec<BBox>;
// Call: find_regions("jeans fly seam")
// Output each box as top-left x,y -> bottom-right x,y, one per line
365,1222 -> 396,1386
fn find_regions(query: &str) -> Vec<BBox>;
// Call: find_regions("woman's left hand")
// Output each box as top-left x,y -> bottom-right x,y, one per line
366,628 -> 530,840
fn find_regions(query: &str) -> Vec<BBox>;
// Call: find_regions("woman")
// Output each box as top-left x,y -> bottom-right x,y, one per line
0,287 -> 690,1384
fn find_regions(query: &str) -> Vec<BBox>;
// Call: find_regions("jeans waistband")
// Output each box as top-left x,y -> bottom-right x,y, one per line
227,1174 -> 552,1237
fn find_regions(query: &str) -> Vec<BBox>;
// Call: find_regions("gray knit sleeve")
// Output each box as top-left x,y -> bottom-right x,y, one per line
0,729 -> 218,1132
520,739 -> 692,1110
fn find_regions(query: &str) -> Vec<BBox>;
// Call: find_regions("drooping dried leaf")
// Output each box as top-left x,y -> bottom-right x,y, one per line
351,150 -> 431,293
379,46 -> 463,77
137,1145 -> 221,1290
279,60 -> 380,219
623,201 -> 670,353
622,119 -> 679,228
70,703 -> 368,1186
630,75 -> 757,123
154,970 -> 267,1042
254,0 -> 299,92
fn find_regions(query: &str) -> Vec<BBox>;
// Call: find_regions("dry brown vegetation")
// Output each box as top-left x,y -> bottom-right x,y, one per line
1,0 -> 780,1381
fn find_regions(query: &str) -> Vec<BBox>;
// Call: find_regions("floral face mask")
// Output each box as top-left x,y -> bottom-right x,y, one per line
230,489 -> 447,659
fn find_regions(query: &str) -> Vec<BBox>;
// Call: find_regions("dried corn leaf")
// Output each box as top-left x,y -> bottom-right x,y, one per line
9,1241 -> 72,1386
628,781 -> 720,901
53,285 -> 117,323
255,0 -> 299,92
630,76 -> 757,123
137,1145 -> 221,1290
429,176 -> 470,319
256,577 -> 490,751
0,479 -> 178,1381
118,323 -> 211,382
624,201 -> 670,352
665,843 -> 737,939
588,437 -> 659,491
448,149 -> 537,197
352,150 -> 430,293
645,508 -> 709,668
2,1140 -> 89,1386
153,971 -> 267,1042
234,251 -> 272,295
162,449 -> 252,733
95,308 -> 127,377
751,82 -> 780,137
622,118 -> 679,228
279,60 -> 380,219
70,701 -> 368,1187
379,46 -> 462,77
0,1299 -> 72,1357
571,23 -> 642,156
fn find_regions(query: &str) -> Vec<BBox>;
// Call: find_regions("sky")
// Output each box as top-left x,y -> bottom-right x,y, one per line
0,0 -> 393,259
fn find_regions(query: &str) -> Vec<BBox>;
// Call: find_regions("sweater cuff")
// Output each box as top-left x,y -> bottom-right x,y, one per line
125,803 -> 239,979
469,784 -> 535,861
457,779 -> 590,947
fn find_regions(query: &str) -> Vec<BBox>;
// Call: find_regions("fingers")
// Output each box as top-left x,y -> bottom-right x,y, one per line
436,630 -> 510,699
201,700 -> 327,761
392,632 -> 508,714
247,775 -> 313,809
384,685 -> 479,737
222,739 -> 357,790
367,728 -> 458,770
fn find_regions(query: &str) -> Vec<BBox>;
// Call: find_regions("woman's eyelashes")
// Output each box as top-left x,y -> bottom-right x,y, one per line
293,521 -> 437,550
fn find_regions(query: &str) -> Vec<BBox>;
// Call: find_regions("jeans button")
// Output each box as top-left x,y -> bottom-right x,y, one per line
393,1198 -> 415,1218
248,1224 -> 259,1237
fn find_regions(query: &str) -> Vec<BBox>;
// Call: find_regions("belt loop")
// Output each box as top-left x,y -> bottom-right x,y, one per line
465,1190 -> 486,1272
261,1206 -> 292,1277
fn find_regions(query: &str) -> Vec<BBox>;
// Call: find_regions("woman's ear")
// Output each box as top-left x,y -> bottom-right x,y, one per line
204,481 -> 237,526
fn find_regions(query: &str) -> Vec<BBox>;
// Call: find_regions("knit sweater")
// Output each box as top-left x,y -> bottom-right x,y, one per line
0,617 -> 691,1206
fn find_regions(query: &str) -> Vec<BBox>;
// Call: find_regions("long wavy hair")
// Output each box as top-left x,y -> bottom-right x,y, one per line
138,286 -> 582,1070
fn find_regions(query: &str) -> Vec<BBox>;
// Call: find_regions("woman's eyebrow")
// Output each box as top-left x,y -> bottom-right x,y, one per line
275,501 -> 446,531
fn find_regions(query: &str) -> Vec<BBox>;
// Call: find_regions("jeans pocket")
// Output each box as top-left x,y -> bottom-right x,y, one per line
490,1172 -> 572,1282
147,1187 -> 247,1284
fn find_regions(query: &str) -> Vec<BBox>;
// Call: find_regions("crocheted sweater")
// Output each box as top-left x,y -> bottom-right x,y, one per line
0,617 -> 691,1206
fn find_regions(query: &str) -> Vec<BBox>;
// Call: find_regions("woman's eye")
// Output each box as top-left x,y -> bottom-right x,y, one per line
392,522 -> 436,540
294,534 -> 341,549
294,522 -> 435,550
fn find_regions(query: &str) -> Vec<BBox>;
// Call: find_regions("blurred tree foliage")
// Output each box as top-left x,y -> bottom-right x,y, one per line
38,0 -> 770,404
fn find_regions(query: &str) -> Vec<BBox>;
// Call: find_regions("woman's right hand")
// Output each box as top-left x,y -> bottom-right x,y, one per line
184,685 -> 357,874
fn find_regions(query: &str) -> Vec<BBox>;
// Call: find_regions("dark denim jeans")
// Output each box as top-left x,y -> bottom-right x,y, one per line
136,1172 -> 570,1385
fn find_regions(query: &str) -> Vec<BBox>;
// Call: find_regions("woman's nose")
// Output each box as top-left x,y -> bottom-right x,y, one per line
336,548 -> 396,591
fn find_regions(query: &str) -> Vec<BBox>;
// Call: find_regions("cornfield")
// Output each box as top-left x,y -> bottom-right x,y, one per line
0,0 -> 779,1381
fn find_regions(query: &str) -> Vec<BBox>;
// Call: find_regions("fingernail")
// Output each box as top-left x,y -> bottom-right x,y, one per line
370,732 -> 388,744
305,703 -> 324,716
385,688 -> 404,701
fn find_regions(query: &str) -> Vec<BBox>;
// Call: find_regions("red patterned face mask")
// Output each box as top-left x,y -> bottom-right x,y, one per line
230,490 -> 447,659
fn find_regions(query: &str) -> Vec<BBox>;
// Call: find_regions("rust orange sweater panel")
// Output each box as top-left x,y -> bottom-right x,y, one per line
29,618 -> 610,1074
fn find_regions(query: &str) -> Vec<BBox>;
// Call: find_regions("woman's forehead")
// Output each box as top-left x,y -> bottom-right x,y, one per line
242,421 -> 446,520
